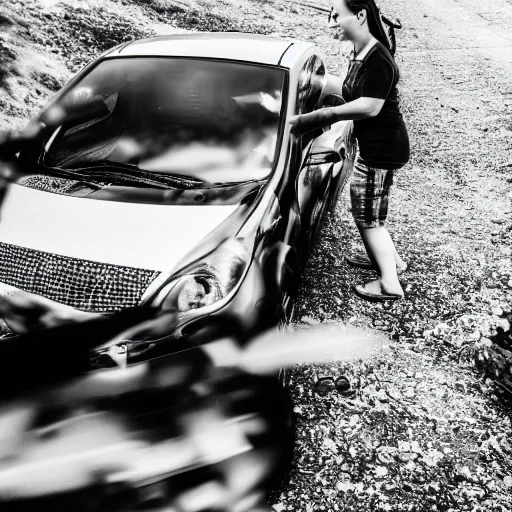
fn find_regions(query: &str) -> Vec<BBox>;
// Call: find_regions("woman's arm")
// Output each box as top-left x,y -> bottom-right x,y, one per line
290,96 -> 385,133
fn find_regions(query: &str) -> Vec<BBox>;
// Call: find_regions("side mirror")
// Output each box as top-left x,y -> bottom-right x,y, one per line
320,93 -> 346,108
306,145 -> 342,165
317,74 -> 345,108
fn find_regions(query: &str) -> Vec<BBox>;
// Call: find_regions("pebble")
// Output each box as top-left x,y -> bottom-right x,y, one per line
398,441 -> 411,452
433,323 -> 450,335
336,481 -> 354,492
377,449 -> 397,465
469,330 -> 481,341
455,381 -> 467,392
428,482 -> 441,493
398,452 -> 418,462
496,318 -> 511,332
405,461 -> 416,471
404,388 -> 416,398
375,466 -> 389,477
503,476 -> 512,488
455,466 -> 473,481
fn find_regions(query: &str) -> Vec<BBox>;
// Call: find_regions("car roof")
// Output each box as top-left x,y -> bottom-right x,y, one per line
109,32 -> 314,68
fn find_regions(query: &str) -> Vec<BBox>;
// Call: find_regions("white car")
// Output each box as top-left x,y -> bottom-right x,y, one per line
0,32 -> 355,363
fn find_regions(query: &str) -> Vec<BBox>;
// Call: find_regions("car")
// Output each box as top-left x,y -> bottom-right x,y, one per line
0,32 -> 356,365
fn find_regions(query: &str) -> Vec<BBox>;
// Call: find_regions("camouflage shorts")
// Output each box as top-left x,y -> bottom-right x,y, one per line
350,160 -> 395,229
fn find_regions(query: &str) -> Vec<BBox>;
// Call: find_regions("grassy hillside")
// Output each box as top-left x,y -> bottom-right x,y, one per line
0,0 -> 294,131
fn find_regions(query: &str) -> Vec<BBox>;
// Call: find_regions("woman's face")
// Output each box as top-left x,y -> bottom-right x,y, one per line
330,0 -> 362,42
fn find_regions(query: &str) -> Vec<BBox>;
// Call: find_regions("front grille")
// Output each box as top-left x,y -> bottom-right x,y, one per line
0,242 -> 160,312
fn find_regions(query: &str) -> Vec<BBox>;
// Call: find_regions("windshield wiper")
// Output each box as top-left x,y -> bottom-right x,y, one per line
40,160 -> 205,190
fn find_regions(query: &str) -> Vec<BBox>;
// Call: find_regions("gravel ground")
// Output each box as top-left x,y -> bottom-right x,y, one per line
283,1 -> 512,511
1,0 -> 512,510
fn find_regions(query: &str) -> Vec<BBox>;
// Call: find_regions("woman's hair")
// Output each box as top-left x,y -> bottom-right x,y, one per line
345,0 -> 394,55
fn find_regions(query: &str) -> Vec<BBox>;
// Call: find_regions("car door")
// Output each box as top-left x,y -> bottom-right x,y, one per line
293,54 -> 342,248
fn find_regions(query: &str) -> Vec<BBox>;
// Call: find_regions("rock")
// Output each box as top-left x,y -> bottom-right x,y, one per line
454,381 -> 466,392
336,481 -> 354,492
427,482 -> 441,493
503,476 -> 512,488
422,456 -> 438,467
469,330 -> 481,341
377,446 -> 398,464
492,306 -> 504,316
404,388 -> 416,398
399,452 -> 418,462
398,441 -> 411,452
434,323 -> 450,335
375,466 -> 389,477
322,437 -> 337,451
455,465 -> 473,482
478,337 -> 493,348
349,414 -> 360,426
496,318 -> 511,333
500,439 -> 512,453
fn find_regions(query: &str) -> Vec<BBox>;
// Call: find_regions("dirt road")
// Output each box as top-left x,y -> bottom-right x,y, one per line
283,0 -> 512,510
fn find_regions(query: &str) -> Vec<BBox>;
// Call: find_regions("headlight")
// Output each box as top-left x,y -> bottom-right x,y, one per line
89,239 -> 251,369
158,238 -> 250,313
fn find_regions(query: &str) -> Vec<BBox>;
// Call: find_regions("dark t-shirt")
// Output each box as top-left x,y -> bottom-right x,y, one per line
342,41 -> 410,170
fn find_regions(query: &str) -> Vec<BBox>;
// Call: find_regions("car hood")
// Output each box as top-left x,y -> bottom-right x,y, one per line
0,184 -> 249,272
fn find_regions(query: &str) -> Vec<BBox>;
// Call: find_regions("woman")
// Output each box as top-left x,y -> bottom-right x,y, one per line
289,0 -> 410,302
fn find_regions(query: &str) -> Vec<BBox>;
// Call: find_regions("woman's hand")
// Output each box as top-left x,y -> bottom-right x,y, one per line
288,114 -> 306,134
288,110 -> 333,134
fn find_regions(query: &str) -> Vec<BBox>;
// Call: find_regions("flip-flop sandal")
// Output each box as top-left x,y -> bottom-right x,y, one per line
345,254 -> 409,275
345,254 -> 374,270
352,283 -> 403,302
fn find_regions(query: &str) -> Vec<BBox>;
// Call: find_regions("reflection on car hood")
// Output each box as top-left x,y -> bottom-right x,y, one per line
0,184 -> 244,272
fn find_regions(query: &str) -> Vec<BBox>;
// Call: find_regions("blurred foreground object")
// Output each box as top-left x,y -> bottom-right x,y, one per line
0,308 -> 387,511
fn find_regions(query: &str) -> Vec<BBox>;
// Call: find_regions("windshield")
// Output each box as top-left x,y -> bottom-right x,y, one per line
40,57 -> 286,186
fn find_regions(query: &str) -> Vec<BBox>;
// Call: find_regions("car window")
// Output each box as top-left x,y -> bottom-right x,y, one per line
295,54 -> 326,115
26,58 -> 286,186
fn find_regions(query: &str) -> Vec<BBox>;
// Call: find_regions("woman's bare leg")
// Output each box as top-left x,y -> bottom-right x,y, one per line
356,227 -> 407,272
357,226 -> 404,296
